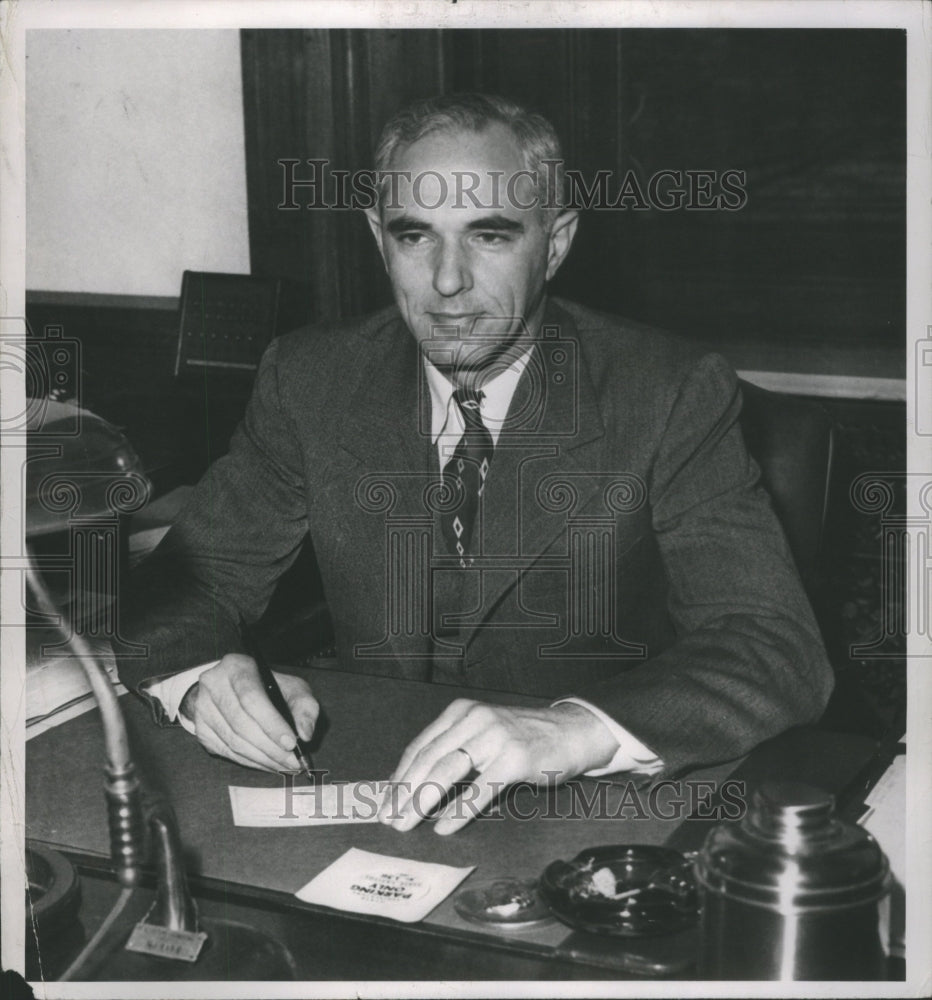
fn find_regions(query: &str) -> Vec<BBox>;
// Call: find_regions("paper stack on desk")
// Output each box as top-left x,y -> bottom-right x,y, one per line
27,636 -> 127,738
858,753 -> 905,959
295,848 -> 474,923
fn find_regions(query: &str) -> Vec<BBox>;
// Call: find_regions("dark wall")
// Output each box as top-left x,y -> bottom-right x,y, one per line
241,28 -> 905,378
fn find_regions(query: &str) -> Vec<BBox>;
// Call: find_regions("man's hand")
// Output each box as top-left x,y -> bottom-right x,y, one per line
378,699 -> 619,835
179,654 -> 318,771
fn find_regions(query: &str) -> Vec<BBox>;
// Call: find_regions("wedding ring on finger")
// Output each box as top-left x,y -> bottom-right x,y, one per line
454,746 -> 476,772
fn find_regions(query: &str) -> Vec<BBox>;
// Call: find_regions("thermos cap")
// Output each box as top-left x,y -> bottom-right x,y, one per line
695,780 -> 890,912
751,781 -> 834,833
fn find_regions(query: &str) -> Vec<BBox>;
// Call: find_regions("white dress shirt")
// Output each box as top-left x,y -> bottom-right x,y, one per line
146,345 -> 662,776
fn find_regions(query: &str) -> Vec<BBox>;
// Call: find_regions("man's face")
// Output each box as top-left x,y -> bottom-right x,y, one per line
366,124 -> 577,374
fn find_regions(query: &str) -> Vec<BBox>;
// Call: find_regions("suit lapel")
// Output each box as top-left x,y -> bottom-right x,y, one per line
328,316 -> 437,674
332,315 -> 428,475
456,301 -> 608,649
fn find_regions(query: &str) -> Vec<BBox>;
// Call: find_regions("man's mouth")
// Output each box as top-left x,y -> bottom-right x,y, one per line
425,313 -> 483,337
424,313 -> 517,346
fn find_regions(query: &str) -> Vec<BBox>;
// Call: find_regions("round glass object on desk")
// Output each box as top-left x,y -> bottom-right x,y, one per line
454,878 -> 555,930
25,842 -> 84,981
24,398 -> 151,630
25,399 -> 151,536
540,845 -> 699,937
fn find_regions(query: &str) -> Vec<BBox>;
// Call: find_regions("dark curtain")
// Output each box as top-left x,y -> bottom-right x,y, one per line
240,28 -> 905,374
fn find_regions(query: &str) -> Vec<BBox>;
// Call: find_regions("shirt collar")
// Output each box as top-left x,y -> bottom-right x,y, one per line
423,345 -> 535,444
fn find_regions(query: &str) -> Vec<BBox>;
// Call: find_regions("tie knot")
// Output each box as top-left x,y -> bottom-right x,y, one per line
452,386 -> 485,429
453,385 -> 483,410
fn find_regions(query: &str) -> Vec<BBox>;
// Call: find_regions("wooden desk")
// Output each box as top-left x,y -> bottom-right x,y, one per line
26,665 -> 879,981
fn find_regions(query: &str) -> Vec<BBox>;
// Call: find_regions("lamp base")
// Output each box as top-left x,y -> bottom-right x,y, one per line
82,918 -> 297,981
26,844 -> 85,981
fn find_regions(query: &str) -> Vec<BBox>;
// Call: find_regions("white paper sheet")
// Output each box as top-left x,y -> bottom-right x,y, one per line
295,847 -> 475,923
26,637 -> 127,738
859,754 -> 905,883
228,781 -> 384,827
859,754 -> 906,958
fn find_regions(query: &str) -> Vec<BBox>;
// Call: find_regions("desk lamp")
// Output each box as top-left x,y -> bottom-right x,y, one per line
25,399 -> 296,981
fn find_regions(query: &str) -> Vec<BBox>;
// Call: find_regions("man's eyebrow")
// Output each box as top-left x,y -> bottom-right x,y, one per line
465,215 -> 525,233
384,213 -> 526,236
385,215 -> 433,235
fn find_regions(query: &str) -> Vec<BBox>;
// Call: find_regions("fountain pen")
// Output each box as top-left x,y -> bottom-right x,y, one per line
244,633 -> 316,780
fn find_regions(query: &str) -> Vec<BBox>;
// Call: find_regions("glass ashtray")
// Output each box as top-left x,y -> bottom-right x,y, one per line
539,845 -> 699,937
454,877 -> 554,930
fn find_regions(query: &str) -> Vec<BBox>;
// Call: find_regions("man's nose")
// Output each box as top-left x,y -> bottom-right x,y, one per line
432,242 -> 472,297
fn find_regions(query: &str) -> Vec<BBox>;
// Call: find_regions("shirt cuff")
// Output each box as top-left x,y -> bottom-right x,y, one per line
140,661 -> 218,735
553,696 -> 664,777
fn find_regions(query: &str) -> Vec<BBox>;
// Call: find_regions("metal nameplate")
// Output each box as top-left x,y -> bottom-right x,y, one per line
125,921 -> 208,962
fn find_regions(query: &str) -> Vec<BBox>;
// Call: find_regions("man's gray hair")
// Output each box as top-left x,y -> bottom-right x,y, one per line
373,92 -> 565,214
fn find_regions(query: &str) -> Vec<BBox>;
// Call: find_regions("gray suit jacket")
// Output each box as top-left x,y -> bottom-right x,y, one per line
122,298 -> 833,777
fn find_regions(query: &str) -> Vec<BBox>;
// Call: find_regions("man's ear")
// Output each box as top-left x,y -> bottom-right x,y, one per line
545,209 -> 579,282
364,206 -> 386,264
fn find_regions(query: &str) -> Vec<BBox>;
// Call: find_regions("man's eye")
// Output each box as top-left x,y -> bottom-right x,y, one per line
397,232 -> 429,247
473,232 -> 509,247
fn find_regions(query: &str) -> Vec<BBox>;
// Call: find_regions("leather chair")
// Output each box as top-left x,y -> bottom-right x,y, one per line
738,380 -> 884,737
737,379 -> 833,600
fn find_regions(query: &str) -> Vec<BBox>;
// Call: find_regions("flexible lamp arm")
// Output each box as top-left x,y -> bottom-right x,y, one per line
26,554 -> 145,888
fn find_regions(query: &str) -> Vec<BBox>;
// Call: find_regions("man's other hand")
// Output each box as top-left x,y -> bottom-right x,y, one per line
178,654 -> 318,771
378,700 -> 619,835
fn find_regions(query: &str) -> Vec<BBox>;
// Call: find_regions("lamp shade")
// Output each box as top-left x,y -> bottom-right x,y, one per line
25,399 -> 151,536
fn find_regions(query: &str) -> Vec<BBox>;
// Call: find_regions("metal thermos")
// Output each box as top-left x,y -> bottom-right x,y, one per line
695,780 -> 890,980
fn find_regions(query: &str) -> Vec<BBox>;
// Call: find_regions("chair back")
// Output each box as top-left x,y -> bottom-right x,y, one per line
738,379 -> 833,596
174,270 -> 281,377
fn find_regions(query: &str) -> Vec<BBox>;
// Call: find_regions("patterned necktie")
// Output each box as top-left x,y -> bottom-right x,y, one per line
440,386 -> 494,567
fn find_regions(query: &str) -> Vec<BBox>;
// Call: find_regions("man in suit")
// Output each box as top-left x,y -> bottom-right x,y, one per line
123,94 -> 832,834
